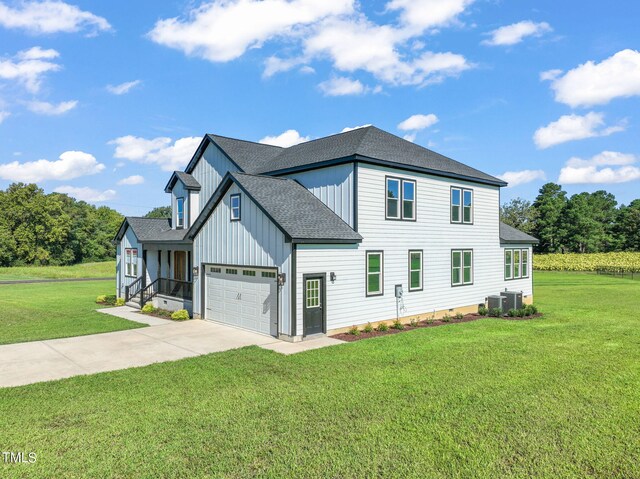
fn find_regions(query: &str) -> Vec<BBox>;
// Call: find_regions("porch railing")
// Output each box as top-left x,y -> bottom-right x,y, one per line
124,276 -> 144,302
139,278 -> 193,308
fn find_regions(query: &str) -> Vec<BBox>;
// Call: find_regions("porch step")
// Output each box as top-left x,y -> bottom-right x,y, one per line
126,301 -> 141,310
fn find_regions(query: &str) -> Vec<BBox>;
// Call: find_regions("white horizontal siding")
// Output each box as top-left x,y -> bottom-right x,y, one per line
193,184 -> 292,335
191,143 -> 239,211
285,163 -> 354,228
295,164 -> 534,331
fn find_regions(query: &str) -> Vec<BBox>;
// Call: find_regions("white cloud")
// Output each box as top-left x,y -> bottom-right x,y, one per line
546,49 -> 640,107
398,113 -> 438,131
482,21 -> 551,46
498,169 -> 546,187
0,150 -> 104,182
27,100 -> 77,115
110,135 -> 201,172
148,0 -> 353,62
0,1 -> 111,35
386,0 -> 474,33
0,48 -> 61,92
341,124 -> 372,133
318,76 -> 367,96
54,186 -> 116,202
17,46 -> 59,60
106,80 -> 141,95
117,175 -> 145,185
0,111 -> 10,123
539,69 -> 562,81
533,112 -> 625,149
259,129 -> 309,147
299,65 -> 315,74
403,133 -> 416,142
558,152 -> 640,184
148,0 -> 474,90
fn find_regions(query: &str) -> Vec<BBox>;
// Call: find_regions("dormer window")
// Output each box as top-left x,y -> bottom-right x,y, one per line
230,194 -> 241,221
176,197 -> 185,228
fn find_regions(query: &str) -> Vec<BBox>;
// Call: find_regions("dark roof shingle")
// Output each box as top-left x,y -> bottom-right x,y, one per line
499,222 -> 539,244
117,217 -> 189,242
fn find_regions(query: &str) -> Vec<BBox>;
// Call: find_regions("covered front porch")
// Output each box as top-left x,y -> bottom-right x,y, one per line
125,242 -> 194,315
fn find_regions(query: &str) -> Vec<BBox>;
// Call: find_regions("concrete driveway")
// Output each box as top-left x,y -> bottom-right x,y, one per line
0,320 -> 342,388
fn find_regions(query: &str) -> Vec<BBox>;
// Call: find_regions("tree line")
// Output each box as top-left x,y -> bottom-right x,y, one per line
501,183 -> 640,254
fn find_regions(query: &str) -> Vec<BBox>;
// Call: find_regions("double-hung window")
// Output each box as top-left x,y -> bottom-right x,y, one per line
176,198 -> 185,228
125,248 -> 138,277
230,194 -> 241,221
505,250 -> 513,280
452,249 -> 473,286
366,251 -> 383,296
451,187 -> 473,224
386,177 -> 416,220
408,250 -> 423,291
504,248 -> 530,280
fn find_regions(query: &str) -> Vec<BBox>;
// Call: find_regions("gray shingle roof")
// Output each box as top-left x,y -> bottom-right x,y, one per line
499,222 -> 539,244
116,217 -> 189,243
188,173 -> 362,243
231,173 -> 362,243
164,171 -> 201,193
200,126 -> 506,186
208,134 -> 283,172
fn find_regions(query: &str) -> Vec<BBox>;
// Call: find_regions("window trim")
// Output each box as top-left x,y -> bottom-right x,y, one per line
176,197 -> 185,229
450,187 -> 474,225
385,176 -> 416,221
408,249 -> 423,292
125,248 -> 138,278
365,250 -> 384,297
504,249 -> 513,280
451,249 -> 473,286
504,248 -> 530,280
230,193 -> 241,221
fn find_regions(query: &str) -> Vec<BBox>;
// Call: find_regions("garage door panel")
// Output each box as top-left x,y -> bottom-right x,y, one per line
204,266 -> 277,336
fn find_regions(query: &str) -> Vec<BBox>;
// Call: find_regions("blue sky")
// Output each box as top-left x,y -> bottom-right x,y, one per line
0,0 -> 639,216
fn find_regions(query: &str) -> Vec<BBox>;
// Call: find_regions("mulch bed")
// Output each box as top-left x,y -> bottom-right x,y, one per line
332,313 -> 543,342
138,309 -> 174,319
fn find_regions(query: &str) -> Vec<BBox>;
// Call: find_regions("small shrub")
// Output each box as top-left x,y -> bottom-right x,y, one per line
104,295 -> 117,305
377,322 -> 389,332
478,305 -> 489,316
363,322 -> 374,333
441,314 -> 452,323
391,319 -> 405,330
141,303 -> 156,314
488,308 -> 503,318
516,308 -> 527,318
348,326 -> 360,336
115,298 -> 125,306
507,308 -> 517,317
525,304 -> 538,316
409,317 -> 419,327
454,312 -> 464,320
425,314 -> 435,324
96,295 -> 107,304
171,309 -> 190,321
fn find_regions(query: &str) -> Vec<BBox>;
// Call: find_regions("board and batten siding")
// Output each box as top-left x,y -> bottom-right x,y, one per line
285,163 -> 355,228
295,163 -> 533,331
193,184 -> 293,335
190,142 -> 240,212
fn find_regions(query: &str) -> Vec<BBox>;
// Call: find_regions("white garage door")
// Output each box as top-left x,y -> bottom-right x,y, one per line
204,265 -> 278,336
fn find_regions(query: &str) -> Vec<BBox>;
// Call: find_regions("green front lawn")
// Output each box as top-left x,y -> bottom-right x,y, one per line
0,261 -> 115,281
1,272 -> 640,478
0,280 -> 144,345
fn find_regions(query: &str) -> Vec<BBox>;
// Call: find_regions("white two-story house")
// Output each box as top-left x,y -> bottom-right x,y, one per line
115,126 -> 537,340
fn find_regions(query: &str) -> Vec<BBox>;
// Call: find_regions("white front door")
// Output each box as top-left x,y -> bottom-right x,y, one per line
204,265 -> 278,336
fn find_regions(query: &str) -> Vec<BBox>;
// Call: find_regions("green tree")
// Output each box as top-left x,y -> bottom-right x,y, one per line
563,191 -> 618,253
616,199 -> 640,251
145,206 -> 171,218
532,183 -> 568,253
500,197 -> 535,234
